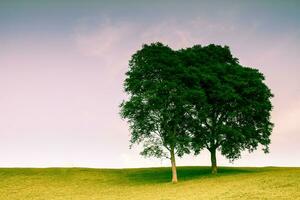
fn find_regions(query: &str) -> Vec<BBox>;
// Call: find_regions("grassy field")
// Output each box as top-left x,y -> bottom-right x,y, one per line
0,166 -> 299,200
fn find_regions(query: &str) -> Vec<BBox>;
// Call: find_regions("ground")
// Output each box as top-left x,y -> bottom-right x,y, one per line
0,166 -> 299,199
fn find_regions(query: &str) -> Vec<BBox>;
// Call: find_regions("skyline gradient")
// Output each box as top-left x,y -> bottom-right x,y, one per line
1,0 -> 300,168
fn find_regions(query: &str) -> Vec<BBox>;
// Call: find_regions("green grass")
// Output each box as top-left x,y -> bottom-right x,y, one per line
0,166 -> 299,199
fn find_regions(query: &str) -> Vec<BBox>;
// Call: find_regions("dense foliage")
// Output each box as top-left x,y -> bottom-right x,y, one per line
179,45 -> 273,173
120,43 -> 205,182
120,42 -> 273,179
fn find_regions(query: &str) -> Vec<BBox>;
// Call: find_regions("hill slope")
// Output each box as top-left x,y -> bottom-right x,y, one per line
0,166 -> 299,199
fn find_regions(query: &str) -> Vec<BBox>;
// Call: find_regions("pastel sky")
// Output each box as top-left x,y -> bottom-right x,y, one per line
1,0 -> 300,168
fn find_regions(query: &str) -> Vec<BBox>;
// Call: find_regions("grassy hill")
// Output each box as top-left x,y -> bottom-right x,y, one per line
0,166 -> 299,199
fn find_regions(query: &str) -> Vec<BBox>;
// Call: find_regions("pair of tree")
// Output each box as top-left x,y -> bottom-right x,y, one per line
120,43 -> 273,183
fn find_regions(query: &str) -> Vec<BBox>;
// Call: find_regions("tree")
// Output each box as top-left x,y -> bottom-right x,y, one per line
179,44 -> 274,174
120,43 -> 204,183
121,42 -> 273,177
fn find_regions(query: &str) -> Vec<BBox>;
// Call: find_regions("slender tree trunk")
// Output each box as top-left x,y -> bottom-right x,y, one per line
210,148 -> 217,174
170,145 -> 178,183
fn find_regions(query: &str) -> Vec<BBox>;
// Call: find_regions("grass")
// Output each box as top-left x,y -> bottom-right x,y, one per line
0,166 -> 299,199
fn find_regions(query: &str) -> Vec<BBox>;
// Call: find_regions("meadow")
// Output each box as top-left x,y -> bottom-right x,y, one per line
0,166 -> 299,199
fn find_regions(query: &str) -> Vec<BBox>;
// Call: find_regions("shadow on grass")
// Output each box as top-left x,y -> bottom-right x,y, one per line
124,166 -> 264,184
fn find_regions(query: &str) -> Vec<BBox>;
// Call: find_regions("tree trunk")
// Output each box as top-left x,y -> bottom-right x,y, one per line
170,145 -> 178,183
210,148 -> 217,174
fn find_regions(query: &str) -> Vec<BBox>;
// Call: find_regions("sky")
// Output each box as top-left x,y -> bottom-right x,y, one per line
1,0 -> 300,168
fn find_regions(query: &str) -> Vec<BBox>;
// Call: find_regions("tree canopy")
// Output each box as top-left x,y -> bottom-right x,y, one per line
120,42 -> 273,180
179,45 -> 273,173
120,43 -> 205,182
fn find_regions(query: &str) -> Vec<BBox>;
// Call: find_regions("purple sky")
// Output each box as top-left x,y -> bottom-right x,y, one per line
1,1 -> 300,168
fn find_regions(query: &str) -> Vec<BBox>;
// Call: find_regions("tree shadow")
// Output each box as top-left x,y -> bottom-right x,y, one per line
123,166 -> 265,185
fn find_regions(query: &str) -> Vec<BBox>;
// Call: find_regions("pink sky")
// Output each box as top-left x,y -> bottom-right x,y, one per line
0,1 -> 300,167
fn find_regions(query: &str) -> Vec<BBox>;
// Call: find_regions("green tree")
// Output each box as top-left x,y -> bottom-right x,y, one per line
179,44 -> 274,174
120,43 -> 204,183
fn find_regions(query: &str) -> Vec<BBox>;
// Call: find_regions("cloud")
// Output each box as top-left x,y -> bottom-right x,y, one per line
74,19 -> 135,57
73,17 -> 239,60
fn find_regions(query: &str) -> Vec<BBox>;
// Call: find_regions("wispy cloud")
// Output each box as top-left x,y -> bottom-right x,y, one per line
73,17 -> 240,57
